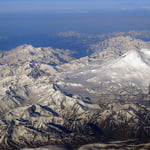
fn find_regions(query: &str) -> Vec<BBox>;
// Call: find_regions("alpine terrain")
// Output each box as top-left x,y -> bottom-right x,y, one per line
0,36 -> 149,150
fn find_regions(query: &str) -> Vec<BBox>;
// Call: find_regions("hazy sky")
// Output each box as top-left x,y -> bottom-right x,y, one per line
0,0 -> 150,13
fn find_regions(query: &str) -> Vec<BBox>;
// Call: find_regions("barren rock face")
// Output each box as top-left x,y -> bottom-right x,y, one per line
0,37 -> 149,150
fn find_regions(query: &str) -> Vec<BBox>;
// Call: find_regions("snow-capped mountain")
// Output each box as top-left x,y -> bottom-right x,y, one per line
57,48 -> 150,102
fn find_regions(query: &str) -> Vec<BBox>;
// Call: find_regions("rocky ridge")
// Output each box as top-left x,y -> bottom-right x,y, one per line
0,45 -> 74,66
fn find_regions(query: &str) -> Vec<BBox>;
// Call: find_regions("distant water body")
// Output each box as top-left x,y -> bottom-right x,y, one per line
0,10 -> 150,51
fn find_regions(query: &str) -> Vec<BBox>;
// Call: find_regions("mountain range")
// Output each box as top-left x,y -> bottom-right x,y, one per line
0,35 -> 149,150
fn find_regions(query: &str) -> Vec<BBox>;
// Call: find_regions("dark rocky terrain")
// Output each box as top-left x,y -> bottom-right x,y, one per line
0,35 -> 149,150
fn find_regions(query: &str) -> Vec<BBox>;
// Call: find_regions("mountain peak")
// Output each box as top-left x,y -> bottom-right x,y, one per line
57,48 -> 150,101
115,49 -> 150,69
